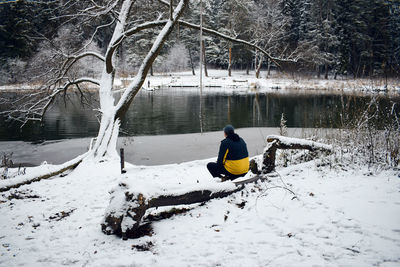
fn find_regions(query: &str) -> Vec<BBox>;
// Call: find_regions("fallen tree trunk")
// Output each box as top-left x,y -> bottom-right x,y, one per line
262,135 -> 332,174
0,154 -> 86,193
101,175 -> 267,240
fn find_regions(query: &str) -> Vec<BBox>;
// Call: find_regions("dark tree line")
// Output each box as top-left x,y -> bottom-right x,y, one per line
0,0 -> 399,84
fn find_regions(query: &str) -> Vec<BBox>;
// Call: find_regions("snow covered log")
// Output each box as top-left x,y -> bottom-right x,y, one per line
0,154 -> 85,192
262,135 -> 332,174
101,175 -> 265,240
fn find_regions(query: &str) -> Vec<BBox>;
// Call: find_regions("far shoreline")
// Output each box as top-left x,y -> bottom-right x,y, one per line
1,69 -> 399,95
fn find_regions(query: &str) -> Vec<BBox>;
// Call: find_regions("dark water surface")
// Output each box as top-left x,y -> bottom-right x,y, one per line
0,88 -> 399,141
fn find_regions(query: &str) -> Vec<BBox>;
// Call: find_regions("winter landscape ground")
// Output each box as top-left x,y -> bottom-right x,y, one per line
0,140 -> 399,266
1,0 -> 400,265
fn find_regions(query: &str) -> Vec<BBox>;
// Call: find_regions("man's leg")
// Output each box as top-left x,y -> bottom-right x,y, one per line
207,162 -> 225,178
225,171 -> 248,180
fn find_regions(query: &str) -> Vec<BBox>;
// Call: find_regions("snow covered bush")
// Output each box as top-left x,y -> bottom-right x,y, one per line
328,97 -> 400,169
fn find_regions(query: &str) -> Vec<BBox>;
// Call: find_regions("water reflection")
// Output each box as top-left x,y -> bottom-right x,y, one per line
0,89 -> 398,141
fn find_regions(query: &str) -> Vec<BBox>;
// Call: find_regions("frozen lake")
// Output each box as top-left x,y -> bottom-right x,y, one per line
0,88 -> 398,141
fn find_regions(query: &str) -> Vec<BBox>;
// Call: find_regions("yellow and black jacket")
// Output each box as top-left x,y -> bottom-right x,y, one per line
217,133 -> 249,175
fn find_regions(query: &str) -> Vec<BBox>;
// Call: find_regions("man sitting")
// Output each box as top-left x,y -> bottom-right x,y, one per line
207,125 -> 249,181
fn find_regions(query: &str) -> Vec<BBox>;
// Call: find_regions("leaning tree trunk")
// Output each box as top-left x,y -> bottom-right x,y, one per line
89,0 -> 133,160
0,0 -> 191,193
93,0 -> 190,159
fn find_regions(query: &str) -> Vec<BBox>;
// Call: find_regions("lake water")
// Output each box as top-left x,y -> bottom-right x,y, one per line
0,88 -> 399,141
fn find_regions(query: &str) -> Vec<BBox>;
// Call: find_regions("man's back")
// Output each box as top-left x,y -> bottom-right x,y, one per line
207,125 -> 249,179
218,133 -> 249,175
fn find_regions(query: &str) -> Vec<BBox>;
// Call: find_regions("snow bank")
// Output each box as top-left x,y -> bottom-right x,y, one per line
0,150 -> 399,266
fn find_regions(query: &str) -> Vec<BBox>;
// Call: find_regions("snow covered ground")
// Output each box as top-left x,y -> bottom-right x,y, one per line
0,70 -> 399,266
0,146 -> 399,266
2,69 -> 399,95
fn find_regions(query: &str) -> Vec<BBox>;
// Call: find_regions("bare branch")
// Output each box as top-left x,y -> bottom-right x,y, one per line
114,0 -> 189,120
177,20 -> 299,66
106,16 -> 298,74
157,0 -> 170,7
1,78 -> 100,127
105,20 -> 168,73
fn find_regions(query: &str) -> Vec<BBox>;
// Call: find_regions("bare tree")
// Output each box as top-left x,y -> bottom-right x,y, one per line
249,0 -> 293,78
1,0 -> 298,180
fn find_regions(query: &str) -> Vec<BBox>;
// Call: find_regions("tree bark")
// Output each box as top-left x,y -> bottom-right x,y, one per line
102,175 -> 266,239
202,39 -> 208,77
228,47 -> 232,77
324,63 -> 328,79
256,56 -> 263,78
188,47 -> 195,75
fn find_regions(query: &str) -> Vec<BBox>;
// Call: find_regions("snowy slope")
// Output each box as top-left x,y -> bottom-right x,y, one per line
0,156 -> 399,266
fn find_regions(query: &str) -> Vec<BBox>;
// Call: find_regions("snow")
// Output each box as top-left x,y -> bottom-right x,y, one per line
0,146 -> 399,266
267,134 -> 333,151
128,70 -> 400,95
2,69 -> 399,95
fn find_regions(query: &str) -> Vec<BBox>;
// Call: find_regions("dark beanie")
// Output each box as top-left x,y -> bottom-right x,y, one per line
223,125 -> 234,135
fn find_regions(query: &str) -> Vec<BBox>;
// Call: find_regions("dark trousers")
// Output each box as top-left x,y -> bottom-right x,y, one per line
207,162 -> 246,180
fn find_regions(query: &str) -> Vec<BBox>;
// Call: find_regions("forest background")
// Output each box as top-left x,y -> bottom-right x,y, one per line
1,0 -> 399,86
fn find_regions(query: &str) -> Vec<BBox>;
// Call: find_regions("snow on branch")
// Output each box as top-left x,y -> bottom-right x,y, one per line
105,17 -> 299,75
177,20 -> 300,66
52,0 -> 121,22
105,16 -> 299,71
114,0 -> 189,120
59,51 -> 105,78
0,153 -> 86,193
266,135 -> 333,151
105,20 -> 168,73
